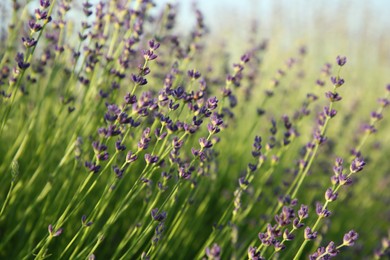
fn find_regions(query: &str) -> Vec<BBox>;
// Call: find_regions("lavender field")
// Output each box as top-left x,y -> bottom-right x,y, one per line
0,0 -> 389,259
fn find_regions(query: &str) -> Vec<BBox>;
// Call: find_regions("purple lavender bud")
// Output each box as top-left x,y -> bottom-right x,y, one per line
199,137 -> 212,149
325,188 -> 338,202
22,37 -> 37,48
283,229 -> 295,241
28,19 -> 43,32
241,53 -> 250,63
387,84 -> 390,92
325,91 -> 342,102
304,227 -> 318,240
15,53 -> 30,70
206,97 -> 218,110
97,152 -> 109,161
247,246 -> 265,260
336,55 -> 347,66
143,49 -> 158,61
316,202 -> 331,218
324,106 -> 337,118
106,125 -> 121,137
40,0 -> 51,8
293,218 -> 304,229
48,224 -> 63,237
84,161 -> 101,173
238,177 -> 249,189
81,215 -> 93,227
325,241 -> 339,257
148,40 -> 160,50
371,111 -> 383,121
350,157 -> 366,173
362,123 -> 376,134
154,128 -> 167,140
187,69 -> 201,80
113,165 -> 124,178
298,204 -> 309,219
343,230 -> 358,246
338,173 -> 352,186
313,130 -> 326,144
124,93 -> 137,104
205,243 -> 221,259
151,208 -> 167,222
316,79 -> 325,87
271,241 -> 284,252
126,151 -> 138,163
377,98 -> 389,108
131,74 -> 147,85
330,76 -> 345,87
145,154 -> 159,164
178,167 -> 191,179
35,9 -> 48,20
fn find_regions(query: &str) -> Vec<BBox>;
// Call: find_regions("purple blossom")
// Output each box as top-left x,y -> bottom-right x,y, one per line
325,188 -> 338,202
126,151 -> 138,163
298,204 -> 309,219
145,154 -> 159,164
316,202 -> 331,218
15,53 -> 30,70
325,91 -> 342,102
283,229 -> 295,241
247,246 -> 265,260
84,161 -> 101,173
81,215 -> 93,227
205,243 -> 221,259
304,227 -> 318,240
151,208 -> 167,222
350,157 -> 366,173
199,137 -> 212,149
336,55 -> 347,66
48,224 -> 63,237
22,37 -> 37,48
326,241 -> 339,257
343,230 -> 359,246
330,76 -> 345,87
40,0 -> 51,8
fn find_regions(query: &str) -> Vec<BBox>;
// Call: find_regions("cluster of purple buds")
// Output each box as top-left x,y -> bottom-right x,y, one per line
83,1 -> 93,17
81,215 -> 93,227
145,153 -> 159,165
316,202 -> 331,218
336,56 -> 347,67
287,204 -> 307,231
84,161 -> 101,173
138,128 -> 151,150
14,53 -> 30,70
343,230 -> 359,246
48,224 -> 63,237
92,141 -> 109,161
274,206 -> 295,227
207,113 -> 223,135
205,243 -> 221,260
143,40 -> 160,61
309,241 -> 339,259
126,151 -> 138,164
304,227 -> 318,240
247,246 -> 265,260
188,69 -> 201,80
330,76 -> 345,87
350,157 -> 366,173
331,157 -> 353,186
178,164 -> 195,180
151,208 -> 167,222
325,91 -> 342,102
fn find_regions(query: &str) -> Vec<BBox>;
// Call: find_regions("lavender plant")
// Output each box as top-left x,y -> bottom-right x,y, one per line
0,1 -> 389,259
